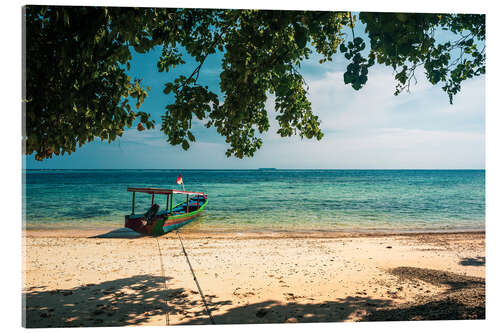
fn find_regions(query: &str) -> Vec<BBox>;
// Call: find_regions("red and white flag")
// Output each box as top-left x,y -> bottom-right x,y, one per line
176,174 -> 184,191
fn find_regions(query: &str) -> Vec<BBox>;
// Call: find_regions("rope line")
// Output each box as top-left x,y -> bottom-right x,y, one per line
155,238 -> 170,326
176,230 -> 216,324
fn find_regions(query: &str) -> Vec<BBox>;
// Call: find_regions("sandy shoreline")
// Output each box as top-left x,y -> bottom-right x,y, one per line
23,226 -> 486,239
22,229 -> 485,327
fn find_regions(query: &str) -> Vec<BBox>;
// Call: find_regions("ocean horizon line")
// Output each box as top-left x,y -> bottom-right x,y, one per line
23,168 -> 486,171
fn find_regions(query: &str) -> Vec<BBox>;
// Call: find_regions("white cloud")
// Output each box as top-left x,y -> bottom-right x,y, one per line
253,65 -> 485,169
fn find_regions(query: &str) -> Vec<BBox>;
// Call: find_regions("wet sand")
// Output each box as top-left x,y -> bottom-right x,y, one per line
22,229 -> 485,327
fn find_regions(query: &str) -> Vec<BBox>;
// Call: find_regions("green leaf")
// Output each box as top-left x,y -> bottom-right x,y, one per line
294,26 -> 307,49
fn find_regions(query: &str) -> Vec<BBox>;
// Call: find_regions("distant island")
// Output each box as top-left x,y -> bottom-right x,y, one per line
258,168 -> 277,171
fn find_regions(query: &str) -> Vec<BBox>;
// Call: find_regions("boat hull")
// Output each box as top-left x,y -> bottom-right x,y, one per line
125,198 -> 208,236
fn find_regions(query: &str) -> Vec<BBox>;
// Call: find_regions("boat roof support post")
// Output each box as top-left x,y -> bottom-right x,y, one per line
132,192 -> 135,215
152,194 -> 155,206
187,194 -> 189,213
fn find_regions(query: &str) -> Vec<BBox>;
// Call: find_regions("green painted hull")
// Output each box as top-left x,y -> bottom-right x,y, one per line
151,198 -> 208,236
125,196 -> 208,236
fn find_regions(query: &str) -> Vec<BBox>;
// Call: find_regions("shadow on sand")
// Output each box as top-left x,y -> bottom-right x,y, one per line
389,266 -> 485,290
183,266 -> 485,325
459,256 -> 485,266
24,275 -> 174,327
23,274 -> 228,328
23,266 -> 485,328
90,228 -> 147,239
183,297 -> 394,325
364,267 -> 485,321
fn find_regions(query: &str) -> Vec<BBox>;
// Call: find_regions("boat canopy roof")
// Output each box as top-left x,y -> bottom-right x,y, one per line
127,187 -> 205,196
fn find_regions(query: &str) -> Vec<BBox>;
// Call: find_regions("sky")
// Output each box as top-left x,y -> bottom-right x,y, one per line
24,11 -> 485,170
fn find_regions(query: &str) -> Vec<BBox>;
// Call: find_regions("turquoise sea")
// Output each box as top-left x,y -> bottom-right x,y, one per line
23,169 -> 485,233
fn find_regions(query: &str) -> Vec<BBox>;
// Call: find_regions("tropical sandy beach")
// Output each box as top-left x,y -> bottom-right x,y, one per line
21,3 -> 488,329
22,229 -> 485,327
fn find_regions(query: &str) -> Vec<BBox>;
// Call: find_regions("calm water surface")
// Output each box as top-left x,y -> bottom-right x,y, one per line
23,169 -> 485,233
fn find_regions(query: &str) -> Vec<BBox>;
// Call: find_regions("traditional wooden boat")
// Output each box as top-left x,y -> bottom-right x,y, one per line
125,187 -> 208,236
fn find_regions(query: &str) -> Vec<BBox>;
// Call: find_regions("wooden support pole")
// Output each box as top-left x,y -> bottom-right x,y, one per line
166,194 -> 169,212
132,192 -> 135,215
186,194 -> 189,213
152,194 -> 155,206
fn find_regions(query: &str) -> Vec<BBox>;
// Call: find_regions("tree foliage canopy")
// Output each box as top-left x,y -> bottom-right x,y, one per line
24,6 -> 485,160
